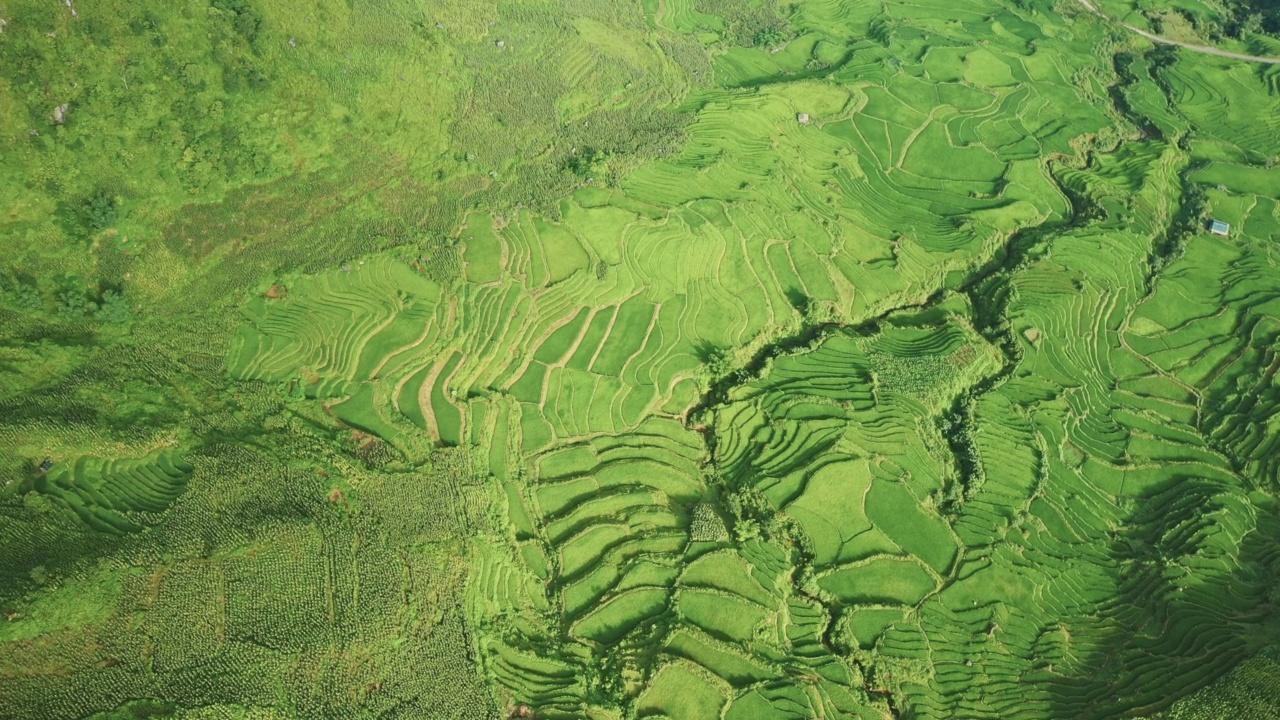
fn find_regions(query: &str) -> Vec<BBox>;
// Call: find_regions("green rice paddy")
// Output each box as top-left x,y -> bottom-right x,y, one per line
3,0 -> 1280,717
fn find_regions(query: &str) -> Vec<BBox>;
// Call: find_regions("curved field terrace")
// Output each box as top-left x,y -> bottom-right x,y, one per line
2,0 -> 1280,718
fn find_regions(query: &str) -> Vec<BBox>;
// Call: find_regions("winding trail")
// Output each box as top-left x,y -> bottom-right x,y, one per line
1075,0 -> 1280,64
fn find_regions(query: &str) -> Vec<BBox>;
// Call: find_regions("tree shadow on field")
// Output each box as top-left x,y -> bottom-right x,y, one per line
690,339 -> 724,366
1049,476 -> 1280,719
783,287 -> 811,315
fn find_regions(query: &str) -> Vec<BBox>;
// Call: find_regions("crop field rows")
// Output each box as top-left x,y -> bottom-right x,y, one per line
5,0 -> 1280,717
30,451 -> 193,534
875,221 -> 1274,718
1,440 -> 497,720
196,0 -> 1280,717
865,64 -> 1280,716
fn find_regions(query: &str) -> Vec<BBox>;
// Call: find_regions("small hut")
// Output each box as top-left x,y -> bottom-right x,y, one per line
1209,220 -> 1230,236
796,112 -> 810,125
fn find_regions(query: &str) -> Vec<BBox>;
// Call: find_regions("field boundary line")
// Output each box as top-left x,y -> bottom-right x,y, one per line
375,316 -> 436,383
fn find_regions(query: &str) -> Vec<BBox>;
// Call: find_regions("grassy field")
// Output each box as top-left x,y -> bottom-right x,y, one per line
3,0 -> 1280,717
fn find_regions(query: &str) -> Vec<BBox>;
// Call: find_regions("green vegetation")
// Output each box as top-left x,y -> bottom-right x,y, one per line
1097,0 -> 1280,40
4,0 -> 1280,717
1151,645 -> 1280,719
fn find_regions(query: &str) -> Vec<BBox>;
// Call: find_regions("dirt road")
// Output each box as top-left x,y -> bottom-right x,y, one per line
1074,0 -> 1280,65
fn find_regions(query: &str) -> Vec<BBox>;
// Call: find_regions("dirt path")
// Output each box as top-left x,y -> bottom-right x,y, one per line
1074,0 -> 1280,64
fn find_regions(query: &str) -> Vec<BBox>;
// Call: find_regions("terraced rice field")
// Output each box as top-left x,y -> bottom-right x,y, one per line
30,452 -> 193,534
5,0 -> 1280,717
211,1 -> 1280,717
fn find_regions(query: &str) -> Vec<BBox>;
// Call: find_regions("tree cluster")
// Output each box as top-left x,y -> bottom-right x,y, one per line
2,277 -> 135,326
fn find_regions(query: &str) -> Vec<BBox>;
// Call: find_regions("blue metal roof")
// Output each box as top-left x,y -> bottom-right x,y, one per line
1209,220 -> 1230,234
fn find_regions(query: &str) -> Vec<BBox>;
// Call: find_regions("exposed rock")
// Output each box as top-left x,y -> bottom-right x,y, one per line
52,104 -> 69,125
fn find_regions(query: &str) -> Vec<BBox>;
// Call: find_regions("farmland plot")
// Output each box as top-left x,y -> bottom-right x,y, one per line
5,0 -> 1280,716
208,1 -> 1280,717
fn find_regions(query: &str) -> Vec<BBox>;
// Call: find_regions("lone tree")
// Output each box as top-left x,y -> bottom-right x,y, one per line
56,290 -> 96,319
96,290 -> 133,325
7,281 -> 43,313
82,192 -> 118,232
